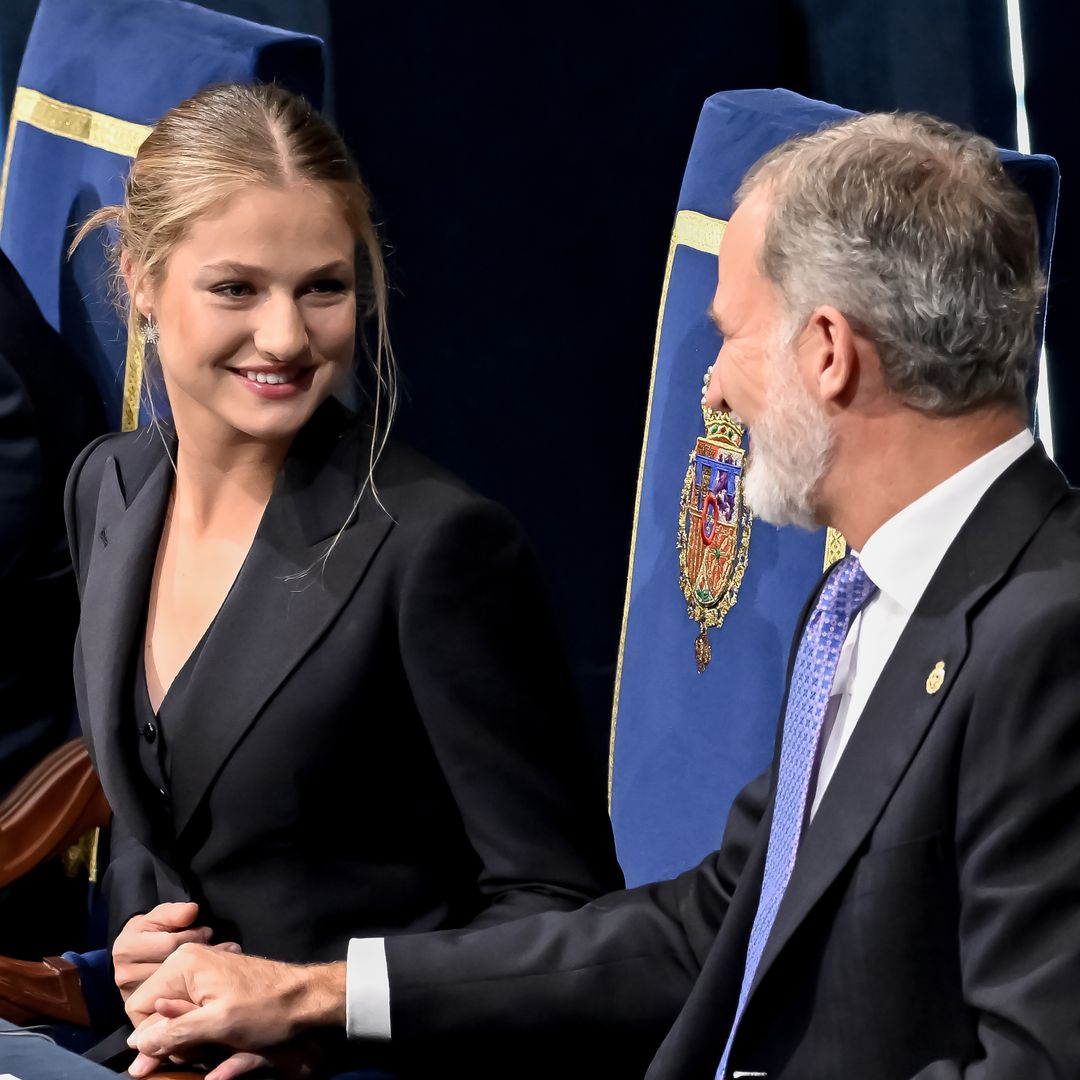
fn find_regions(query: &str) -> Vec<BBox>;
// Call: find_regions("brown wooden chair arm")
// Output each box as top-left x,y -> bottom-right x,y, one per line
0,738 -> 111,888
0,953 -> 90,1026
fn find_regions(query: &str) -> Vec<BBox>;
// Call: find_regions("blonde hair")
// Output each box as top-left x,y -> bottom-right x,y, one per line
71,82 -> 397,520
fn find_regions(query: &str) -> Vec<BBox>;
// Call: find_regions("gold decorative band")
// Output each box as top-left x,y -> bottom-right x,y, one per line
671,209 -> 726,255
823,527 -> 847,569
13,85 -> 148,159
0,86 -> 151,431
123,311 -> 146,434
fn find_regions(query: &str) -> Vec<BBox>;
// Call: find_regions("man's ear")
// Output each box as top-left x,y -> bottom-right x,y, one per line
120,251 -> 153,319
800,305 -> 859,405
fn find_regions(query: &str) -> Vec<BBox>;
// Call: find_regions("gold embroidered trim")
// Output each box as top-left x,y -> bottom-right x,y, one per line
61,827 -> 101,882
823,527 -> 847,570
123,309 -> 145,433
667,209 -> 727,256
0,87 -> 151,430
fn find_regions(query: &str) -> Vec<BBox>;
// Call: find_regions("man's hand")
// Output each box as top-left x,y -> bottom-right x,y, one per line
112,901 -> 239,1001
125,943 -> 346,1074
129,1000 -> 320,1080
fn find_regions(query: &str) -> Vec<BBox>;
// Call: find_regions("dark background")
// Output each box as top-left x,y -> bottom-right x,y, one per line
1,0 -> 1072,772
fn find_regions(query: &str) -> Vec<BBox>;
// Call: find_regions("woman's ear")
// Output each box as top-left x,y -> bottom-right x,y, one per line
120,251 -> 153,319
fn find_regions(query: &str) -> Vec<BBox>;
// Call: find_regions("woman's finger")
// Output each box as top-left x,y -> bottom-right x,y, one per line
126,1049 -> 164,1078
137,901 -> 201,932
205,1051 -> 270,1080
118,926 -> 213,966
155,997 -> 199,1019
117,963 -> 168,992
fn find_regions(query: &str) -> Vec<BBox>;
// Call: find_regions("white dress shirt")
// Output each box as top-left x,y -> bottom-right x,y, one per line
345,428 -> 1035,1040
809,427 -> 1032,818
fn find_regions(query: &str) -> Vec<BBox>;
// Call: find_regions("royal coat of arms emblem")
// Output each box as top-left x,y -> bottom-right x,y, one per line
677,405 -> 752,673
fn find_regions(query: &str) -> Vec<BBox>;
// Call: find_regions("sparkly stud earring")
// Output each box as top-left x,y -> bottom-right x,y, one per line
143,314 -> 159,346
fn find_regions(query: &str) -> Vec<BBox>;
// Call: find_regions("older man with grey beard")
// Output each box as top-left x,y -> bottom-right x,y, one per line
126,112 -> 1080,1080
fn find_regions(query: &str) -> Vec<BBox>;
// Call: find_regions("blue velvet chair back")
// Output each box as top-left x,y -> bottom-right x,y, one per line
0,0 -> 324,431
609,88 -> 1060,888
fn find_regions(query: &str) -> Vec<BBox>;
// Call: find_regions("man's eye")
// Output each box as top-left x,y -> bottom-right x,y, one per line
212,283 -> 253,299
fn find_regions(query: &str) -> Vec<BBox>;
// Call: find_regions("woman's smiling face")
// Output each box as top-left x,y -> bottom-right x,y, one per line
130,180 -> 357,447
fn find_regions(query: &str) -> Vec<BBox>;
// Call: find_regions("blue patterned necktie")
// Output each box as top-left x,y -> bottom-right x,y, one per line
716,553 -> 876,1079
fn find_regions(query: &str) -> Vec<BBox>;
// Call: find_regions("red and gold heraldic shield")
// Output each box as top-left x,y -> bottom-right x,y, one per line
677,406 -> 752,673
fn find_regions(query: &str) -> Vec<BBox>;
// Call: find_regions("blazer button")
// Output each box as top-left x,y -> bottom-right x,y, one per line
158,787 -> 170,805
142,720 -> 157,744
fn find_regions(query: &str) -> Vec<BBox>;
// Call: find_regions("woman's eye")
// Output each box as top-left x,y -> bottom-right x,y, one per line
307,278 -> 348,295
212,283 -> 254,299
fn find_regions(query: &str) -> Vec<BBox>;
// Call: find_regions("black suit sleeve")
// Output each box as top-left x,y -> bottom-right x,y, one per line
396,496 -> 623,923
384,768 -> 769,1071
101,811 -> 172,946
908,598 -> 1080,1079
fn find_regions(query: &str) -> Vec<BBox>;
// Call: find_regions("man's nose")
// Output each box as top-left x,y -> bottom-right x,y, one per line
253,293 -> 309,362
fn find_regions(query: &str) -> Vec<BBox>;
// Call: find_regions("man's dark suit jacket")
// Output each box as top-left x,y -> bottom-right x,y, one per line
381,442 -> 1080,1080
65,399 -> 622,964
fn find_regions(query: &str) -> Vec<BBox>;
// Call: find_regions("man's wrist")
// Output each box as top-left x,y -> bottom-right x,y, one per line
287,961 -> 347,1031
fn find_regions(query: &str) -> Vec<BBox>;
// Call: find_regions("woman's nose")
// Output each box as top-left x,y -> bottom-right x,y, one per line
253,293 -> 309,363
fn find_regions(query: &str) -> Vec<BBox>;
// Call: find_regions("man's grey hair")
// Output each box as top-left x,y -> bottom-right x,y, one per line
736,112 -> 1043,415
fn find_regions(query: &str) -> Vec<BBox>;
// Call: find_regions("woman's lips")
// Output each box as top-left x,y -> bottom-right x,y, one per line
228,365 -> 316,399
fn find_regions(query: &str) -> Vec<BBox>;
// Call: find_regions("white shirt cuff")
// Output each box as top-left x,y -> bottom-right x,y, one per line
345,937 -> 392,1040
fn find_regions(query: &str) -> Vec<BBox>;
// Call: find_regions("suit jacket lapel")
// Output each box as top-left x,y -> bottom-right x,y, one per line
167,402 -> 395,841
79,432 -> 173,845
747,443 -> 1068,1000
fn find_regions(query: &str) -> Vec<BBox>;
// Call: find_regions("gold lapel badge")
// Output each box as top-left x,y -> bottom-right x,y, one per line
926,660 -> 946,695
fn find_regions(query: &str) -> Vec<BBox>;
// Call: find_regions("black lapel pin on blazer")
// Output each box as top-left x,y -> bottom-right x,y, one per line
926,660 -> 946,695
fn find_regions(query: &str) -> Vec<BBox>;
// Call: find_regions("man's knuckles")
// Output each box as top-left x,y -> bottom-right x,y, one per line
173,939 -> 211,960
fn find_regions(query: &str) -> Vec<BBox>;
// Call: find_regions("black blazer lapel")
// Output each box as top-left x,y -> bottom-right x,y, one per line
79,435 -> 173,845
166,405 -> 395,841
747,443 -> 1069,1001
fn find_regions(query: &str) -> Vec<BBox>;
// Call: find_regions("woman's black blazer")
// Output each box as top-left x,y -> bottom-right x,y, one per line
65,398 -> 622,961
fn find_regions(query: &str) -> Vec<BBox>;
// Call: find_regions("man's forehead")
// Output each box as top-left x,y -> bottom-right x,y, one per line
711,191 -> 773,325
720,190 -> 770,264
714,206 -> 755,282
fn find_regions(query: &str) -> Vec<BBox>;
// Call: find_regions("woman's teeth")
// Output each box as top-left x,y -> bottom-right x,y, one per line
245,370 -> 296,385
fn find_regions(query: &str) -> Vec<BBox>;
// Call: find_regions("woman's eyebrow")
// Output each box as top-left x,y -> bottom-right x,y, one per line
304,260 -> 354,278
196,260 -> 354,278
198,261 -> 264,277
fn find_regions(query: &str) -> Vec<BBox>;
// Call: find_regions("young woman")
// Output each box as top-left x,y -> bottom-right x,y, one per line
66,82 -> 620,1051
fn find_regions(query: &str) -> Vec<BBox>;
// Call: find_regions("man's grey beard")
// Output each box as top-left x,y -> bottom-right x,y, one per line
742,346 -> 834,530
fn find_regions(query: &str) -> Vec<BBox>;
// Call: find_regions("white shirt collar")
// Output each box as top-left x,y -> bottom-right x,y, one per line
857,429 -> 1035,614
